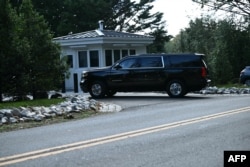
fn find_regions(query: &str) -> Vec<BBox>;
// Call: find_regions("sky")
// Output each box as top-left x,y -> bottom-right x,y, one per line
151,0 -> 205,36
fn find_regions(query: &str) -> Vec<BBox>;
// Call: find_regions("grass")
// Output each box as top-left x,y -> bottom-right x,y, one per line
0,98 -> 64,109
215,83 -> 249,88
0,98 -> 99,133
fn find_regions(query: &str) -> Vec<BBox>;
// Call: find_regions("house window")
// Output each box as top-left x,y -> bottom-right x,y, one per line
105,49 -> 136,66
66,55 -> 73,68
130,49 -> 136,55
114,50 -> 120,63
90,50 -> 99,67
122,50 -> 128,58
105,50 -> 112,66
78,50 -> 99,68
78,51 -> 87,67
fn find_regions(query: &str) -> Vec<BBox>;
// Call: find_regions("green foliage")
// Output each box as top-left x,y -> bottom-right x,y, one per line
0,0 -> 68,101
192,0 -> 250,18
0,0 -> 28,101
0,98 -> 64,109
147,26 -> 173,53
18,0 -> 68,99
166,17 -> 250,85
107,0 -> 166,33
31,0 -> 166,36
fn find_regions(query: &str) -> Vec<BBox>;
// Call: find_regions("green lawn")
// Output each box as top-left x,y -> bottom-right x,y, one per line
0,98 -> 64,109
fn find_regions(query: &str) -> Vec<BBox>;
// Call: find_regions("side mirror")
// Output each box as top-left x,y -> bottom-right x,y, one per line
114,64 -> 122,70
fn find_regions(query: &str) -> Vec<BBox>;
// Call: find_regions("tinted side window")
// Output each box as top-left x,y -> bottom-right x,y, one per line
163,56 -> 170,68
119,58 -> 139,68
139,57 -> 163,68
169,55 -> 202,67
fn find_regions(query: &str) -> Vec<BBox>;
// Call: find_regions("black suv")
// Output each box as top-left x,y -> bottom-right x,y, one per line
80,53 -> 210,98
240,66 -> 250,86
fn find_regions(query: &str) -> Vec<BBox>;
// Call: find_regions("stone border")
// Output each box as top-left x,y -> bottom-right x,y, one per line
0,95 -> 122,125
198,86 -> 250,94
1,86 -> 250,125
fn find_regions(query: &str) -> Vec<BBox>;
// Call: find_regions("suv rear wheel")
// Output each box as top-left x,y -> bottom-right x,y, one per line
89,81 -> 106,98
167,80 -> 186,98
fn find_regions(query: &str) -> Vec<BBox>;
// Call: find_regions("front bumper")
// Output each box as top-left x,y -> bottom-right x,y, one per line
80,80 -> 88,93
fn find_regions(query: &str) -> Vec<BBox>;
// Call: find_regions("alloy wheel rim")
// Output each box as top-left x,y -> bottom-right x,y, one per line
170,83 -> 182,96
92,84 -> 102,96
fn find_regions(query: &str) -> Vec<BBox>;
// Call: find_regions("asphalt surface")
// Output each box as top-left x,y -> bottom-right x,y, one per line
0,93 -> 250,167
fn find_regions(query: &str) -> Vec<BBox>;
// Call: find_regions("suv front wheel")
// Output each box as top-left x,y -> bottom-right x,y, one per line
167,80 -> 186,98
89,81 -> 106,98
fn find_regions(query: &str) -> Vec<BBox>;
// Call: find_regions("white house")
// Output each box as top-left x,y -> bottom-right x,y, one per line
53,21 -> 155,92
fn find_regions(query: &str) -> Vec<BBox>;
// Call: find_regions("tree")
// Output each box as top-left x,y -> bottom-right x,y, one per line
105,0 -> 166,33
17,0 -> 68,99
1,0 -> 68,101
193,0 -> 250,16
166,17 -> 217,54
31,0 -> 113,36
0,0 -> 30,101
192,0 -> 250,27
210,23 -> 234,84
31,0 -> 166,36
166,17 -> 250,84
147,26 -> 173,53
214,19 -> 250,81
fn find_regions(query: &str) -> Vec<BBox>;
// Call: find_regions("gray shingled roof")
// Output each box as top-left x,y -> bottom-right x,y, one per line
54,30 -> 153,40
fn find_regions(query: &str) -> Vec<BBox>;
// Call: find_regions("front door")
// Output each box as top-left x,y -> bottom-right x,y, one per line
108,57 -> 140,90
108,56 -> 165,91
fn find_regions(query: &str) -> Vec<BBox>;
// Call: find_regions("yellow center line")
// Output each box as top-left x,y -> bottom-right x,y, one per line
1,106 -> 250,166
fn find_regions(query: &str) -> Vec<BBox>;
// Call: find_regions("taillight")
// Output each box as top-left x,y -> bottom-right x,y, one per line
201,67 -> 207,77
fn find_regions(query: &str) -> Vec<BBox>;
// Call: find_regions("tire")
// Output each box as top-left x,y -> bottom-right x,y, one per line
89,81 -> 106,98
166,80 -> 186,98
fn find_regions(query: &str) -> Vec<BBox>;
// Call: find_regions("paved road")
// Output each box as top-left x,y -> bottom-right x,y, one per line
0,93 -> 250,167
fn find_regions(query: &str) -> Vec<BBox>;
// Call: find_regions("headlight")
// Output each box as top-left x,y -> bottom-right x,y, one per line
81,71 -> 88,78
